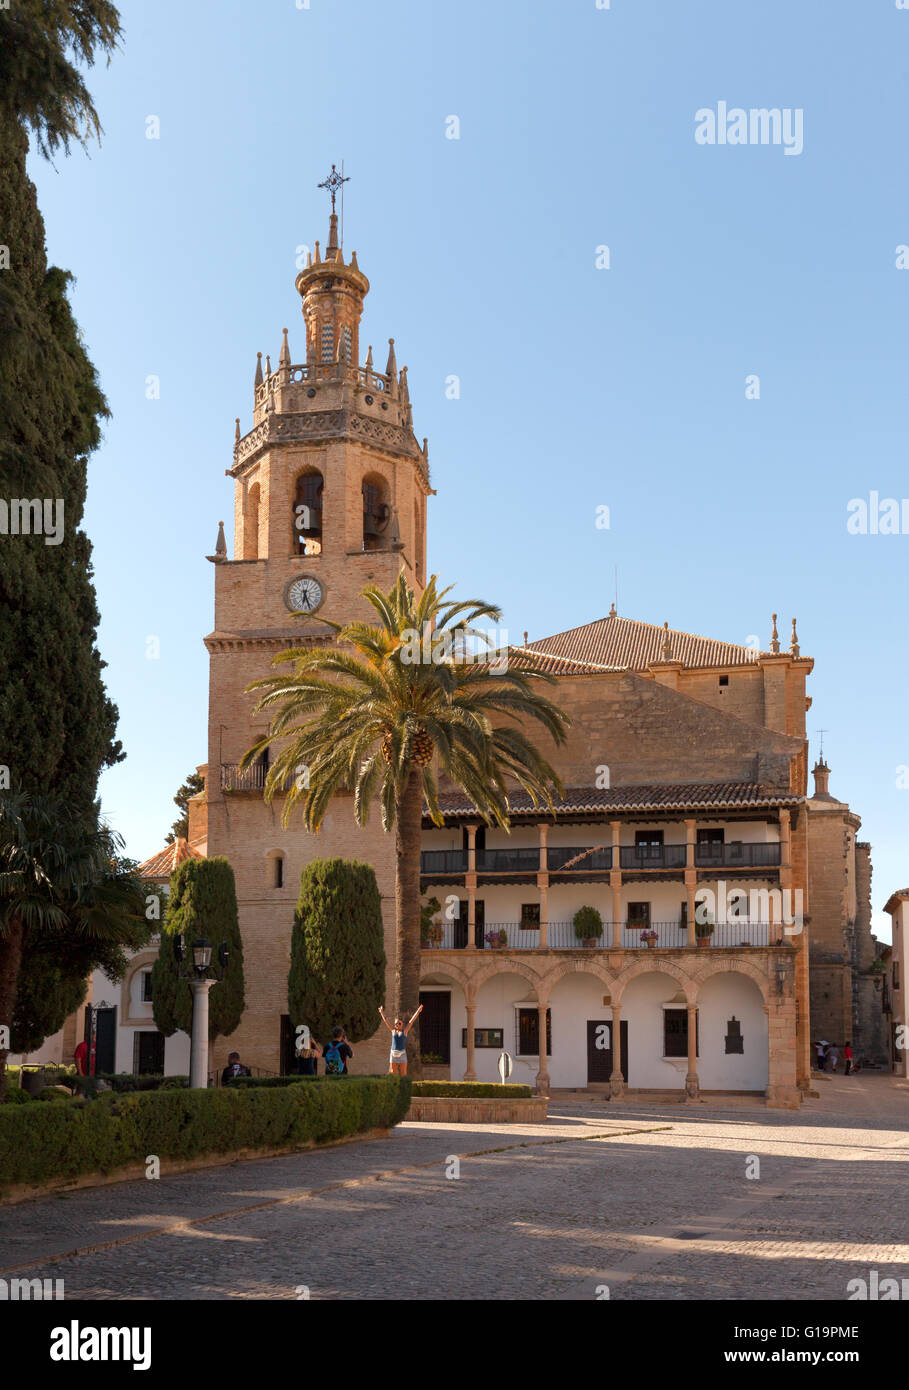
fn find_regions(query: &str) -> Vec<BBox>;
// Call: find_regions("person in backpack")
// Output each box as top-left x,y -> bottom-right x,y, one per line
323,1027 -> 353,1076
378,1002 -> 423,1075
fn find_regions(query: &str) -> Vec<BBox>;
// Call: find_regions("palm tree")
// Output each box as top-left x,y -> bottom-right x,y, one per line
0,793 -> 150,1093
241,573 -> 569,1074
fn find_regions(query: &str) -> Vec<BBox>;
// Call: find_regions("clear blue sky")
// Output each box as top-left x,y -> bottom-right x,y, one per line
29,0 -> 909,937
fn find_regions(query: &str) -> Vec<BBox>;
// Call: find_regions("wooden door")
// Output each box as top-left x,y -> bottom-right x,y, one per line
586,1019 -> 628,1084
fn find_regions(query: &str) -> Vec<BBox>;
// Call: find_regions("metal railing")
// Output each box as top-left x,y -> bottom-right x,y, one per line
420,919 -> 780,951
221,761 -> 267,792
619,845 -> 687,869
695,843 -> 781,868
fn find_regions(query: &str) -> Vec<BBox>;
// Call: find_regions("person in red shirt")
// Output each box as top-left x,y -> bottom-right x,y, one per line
73,1040 -> 89,1076
844,1041 -> 854,1076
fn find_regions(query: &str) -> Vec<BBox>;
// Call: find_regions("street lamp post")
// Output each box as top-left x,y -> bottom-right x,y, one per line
173,935 -> 229,1088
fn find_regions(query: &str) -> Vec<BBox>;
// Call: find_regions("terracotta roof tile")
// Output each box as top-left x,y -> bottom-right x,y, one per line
428,782 -> 801,821
137,837 -> 204,880
519,615 -> 766,672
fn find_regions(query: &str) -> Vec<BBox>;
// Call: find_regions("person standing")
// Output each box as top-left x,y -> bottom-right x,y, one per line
829,1044 -> 839,1073
378,1003 -> 423,1075
73,1039 -> 89,1076
843,1041 -> 854,1076
815,1041 -> 826,1072
323,1027 -> 353,1076
295,1037 -> 322,1076
221,1052 -> 251,1085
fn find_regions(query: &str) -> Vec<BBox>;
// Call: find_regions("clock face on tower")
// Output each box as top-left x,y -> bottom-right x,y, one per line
285,576 -> 324,614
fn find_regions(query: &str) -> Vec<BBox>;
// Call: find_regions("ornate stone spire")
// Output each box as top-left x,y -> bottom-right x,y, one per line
790,618 -> 800,657
234,417 -> 241,444
254,351 -> 263,388
385,337 -> 397,390
279,328 -> 291,367
770,613 -> 780,654
661,622 -> 672,660
207,520 -> 228,564
608,602 -> 617,619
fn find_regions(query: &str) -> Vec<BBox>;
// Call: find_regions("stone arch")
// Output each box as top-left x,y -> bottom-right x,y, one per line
535,956 -> 617,1006
466,956 -> 545,1005
613,956 -> 698,1005
292,468 -> 323,555
362,470 -> 391,552
120,949 -> 158,1026
689,954 -> 771,1005
418,959 -> 473,997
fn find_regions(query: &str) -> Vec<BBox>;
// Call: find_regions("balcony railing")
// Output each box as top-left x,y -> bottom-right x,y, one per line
420,919 -> 778,950
548,846 -> 612,872
221,761 -> 266,792
420,841 -> 782,877
695,843 -> 781,868
619,845 -> 687,870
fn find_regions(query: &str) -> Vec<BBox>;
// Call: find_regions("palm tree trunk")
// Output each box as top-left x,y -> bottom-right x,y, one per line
395,766 -> 424,1079
0,920 -> 25,1097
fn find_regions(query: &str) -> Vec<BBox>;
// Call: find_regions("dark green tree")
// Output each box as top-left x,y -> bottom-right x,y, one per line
0,794 -> 150,1089
151,858 -> 244,1043
0,2 -> 125,1049
288,858 -> 386,1047
165,771 -> 205,844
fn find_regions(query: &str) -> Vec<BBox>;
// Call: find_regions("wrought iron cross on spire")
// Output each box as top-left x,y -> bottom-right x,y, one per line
317,163 -> 349,214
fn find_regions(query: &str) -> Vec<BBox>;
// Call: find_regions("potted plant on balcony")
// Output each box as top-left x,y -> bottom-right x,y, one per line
573,905 -> 604,948
485,927 -> 507,950
695,913 -> 715,948
640,928 -> 658,949
420,896 -> 443,948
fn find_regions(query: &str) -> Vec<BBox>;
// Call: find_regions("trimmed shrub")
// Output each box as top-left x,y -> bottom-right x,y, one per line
410,1081 -> 532,1099
152,857 -> 245,1042
1,1089 -> 31,1105
289,858 -> 385,1044
0,1077 -> 411,1191
573,905 -> 603,941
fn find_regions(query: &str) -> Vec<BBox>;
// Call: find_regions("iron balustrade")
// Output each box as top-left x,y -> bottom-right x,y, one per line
621,921 -> 688,949
419,918 -> 780,951
220,761 -> 266,792
420,849 -> 468,874
548,846 -> 612,871
694,843 -> 781,868
619,845 -> 687,870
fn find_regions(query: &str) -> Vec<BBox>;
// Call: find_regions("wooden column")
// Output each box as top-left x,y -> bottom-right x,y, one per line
610,820 -> 622,948
685,817 -> 697,947
463,1000 -> 477,1081
535,1004 -> 550,1095
609,1002 -> 624,1097
538,822 -> 549,949
685,1002 -> 699,1099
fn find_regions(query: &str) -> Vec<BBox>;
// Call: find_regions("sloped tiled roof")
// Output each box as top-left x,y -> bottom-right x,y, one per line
428,782 -> 801,821
137,838 -> 204,880
519,615 -> 765,672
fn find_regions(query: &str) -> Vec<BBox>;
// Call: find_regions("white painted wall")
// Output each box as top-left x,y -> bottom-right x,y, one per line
429,968 -> 768,1091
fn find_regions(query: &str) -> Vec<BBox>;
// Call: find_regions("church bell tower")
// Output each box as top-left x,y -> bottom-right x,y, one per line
199,174 -> 432,1075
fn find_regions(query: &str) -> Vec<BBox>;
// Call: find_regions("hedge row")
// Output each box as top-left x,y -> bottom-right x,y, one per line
410,1081 -> 533,1099
72,1073 -> 190,1095
0,1076 -> 411,1191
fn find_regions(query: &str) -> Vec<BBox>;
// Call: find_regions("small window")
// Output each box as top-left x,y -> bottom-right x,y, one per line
274,856 -> 284,889
894,962 -> 901,990
725,1016 -> 744,1054
664,1008 -> 698,1058
517,1007 -> 551,1056
142,971 -> 153,1003
719,675 -> 729,687
321,322 -> 334,362
627,902 -> 651,928
520,903 -> 540,928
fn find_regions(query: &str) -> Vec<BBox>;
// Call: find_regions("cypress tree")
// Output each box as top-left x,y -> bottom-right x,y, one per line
288,858 -> 386,1046
0,2 -> 125,1047
152,858 -> 245,1043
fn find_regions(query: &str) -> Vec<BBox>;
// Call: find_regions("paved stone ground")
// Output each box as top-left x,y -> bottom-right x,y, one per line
1,1073 -> 907,1300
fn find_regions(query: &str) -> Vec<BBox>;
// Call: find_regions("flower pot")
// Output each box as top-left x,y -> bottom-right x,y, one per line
645,938 -> 656,949
696,936 -> 712,948
582,937 -> 597,948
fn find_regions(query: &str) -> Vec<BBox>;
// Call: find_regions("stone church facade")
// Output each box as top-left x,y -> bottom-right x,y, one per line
29,205 -> 882,1101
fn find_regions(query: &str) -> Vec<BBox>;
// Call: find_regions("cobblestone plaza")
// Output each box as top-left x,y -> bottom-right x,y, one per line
2,1074 -> 906,1301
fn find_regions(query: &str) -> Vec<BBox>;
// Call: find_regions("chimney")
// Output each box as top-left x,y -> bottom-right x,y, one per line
812,759 -> 831,798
